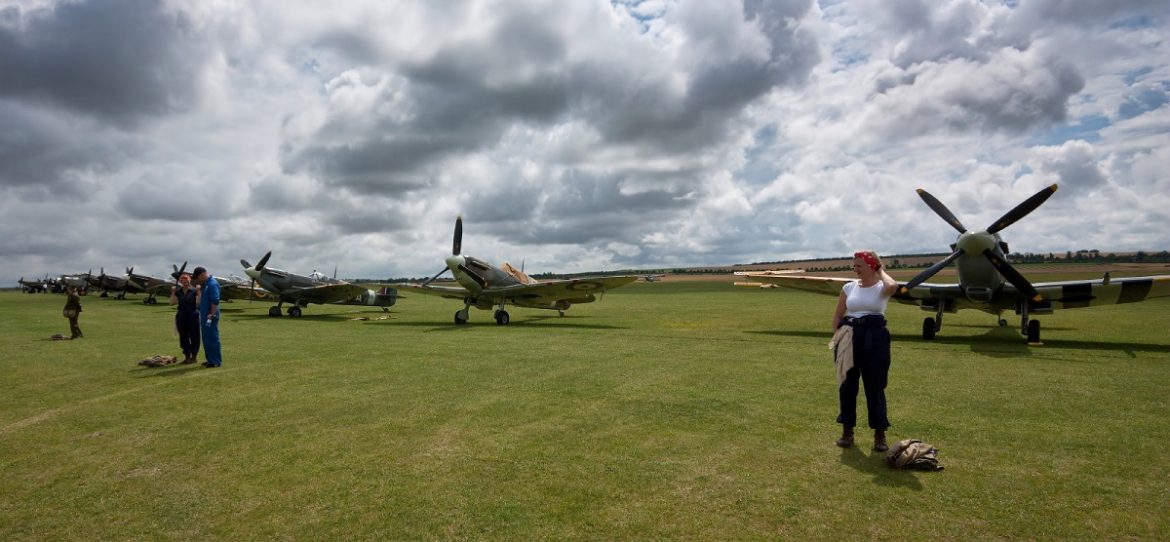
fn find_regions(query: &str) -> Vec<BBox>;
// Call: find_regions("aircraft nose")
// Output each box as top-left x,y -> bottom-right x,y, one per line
445,255 -> 464,271
244,267 -> 260,280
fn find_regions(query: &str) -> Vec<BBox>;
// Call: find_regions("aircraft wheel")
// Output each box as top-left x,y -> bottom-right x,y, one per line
558,311 -> 565,317
143,298 -> 151,305
998,318 -> 1008,327
922,317 -> 936,340
495,310 -> 510,326
1026,320 -> 1041,344
268,306 -> 282,317
100,292 -> 109,298
454,310 -> 469,325
382,307 -> 390,313
288,306 -> 302,317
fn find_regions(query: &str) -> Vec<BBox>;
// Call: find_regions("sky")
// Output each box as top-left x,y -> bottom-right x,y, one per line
2,0 -> 1168,283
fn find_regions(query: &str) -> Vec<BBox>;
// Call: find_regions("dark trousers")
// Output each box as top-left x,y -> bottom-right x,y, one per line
176,312 -> 201,358
68,316 -> 82,338
836,323 -> 891,430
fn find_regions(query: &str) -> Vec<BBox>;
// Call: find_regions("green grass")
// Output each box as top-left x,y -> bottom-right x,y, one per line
2,283 -> 1168,541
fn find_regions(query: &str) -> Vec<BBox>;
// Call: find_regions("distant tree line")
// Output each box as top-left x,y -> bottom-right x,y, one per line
1007,250 -> 1170,264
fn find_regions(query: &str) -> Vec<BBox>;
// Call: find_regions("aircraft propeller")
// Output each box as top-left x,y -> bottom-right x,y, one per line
900,184 -> 1058,302
421,216 -> 463,286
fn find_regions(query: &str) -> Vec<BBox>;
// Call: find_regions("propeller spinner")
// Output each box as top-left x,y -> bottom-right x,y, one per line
900,184 -> 1057,302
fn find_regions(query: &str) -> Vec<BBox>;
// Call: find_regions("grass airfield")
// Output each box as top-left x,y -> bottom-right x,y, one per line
2,279 -> 1169,541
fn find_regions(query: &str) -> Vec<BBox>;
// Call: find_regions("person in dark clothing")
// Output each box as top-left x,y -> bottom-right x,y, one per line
63,286 -> 83,339
831,250 -> 897,452
169,272 -> 200,364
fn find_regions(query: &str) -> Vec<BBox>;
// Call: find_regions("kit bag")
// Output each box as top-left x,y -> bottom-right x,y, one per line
885,439 -> 944,471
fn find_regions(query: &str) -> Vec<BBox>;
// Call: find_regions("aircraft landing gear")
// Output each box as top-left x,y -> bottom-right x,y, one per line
268,305 -> 282,317
998,318 -> 1008,326
921,303 -> 944,340
382,307 -> 390,313
922,318 -> 936,340
1019,302 -> 1041,345
288,306 -> 302,317
143,296 -> 157,305
558,310 -> 565,317
454,308 -> 469,325
494,310 -> 510,326
1026,319 -> 1041,345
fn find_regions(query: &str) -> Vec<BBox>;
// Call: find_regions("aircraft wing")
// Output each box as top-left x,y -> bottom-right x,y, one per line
482,275 -> 640,303
740,271 -> 1170,311
403,283 -> 472,300
736,273 -> 852,296
405,276 -> 639,304
278,282 -> 369,305
219,281 -> 271,301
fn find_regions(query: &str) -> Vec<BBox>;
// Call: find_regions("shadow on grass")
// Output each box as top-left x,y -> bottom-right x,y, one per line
839,446 -> 924,490
132,364 -> 207,377
387,317 -> 627,331
748,327 -> 1169,358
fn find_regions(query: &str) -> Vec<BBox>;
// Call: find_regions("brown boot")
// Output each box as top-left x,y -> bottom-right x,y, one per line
835,426 -> 854,448
873,429 -> 888,452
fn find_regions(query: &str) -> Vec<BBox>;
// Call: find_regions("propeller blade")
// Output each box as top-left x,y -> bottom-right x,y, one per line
240,259 -> 251,269
453,216 -> 463,256
983,249 -> 1042,302
899,249 -> 963,295
986,184 -> 1058,234
256,251 -> 272,272
916,189 -> 967,234
421,267 -> 449,286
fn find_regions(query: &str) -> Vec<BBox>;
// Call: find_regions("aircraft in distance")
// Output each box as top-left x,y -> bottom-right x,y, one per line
241,251 -> 397,317
738,184 -> 1170,344
406,216 -> 639,325
640,274 -> 666,282
125,267 -> 180,305
164,262 -> 270,303
89,267 -> 140,299
18,276 -> 51,293
57,272 -> 91,292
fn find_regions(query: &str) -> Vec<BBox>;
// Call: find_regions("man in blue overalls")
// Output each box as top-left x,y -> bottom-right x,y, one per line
192,267 -> 222,368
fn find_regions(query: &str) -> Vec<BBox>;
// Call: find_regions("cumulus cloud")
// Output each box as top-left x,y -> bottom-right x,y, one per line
2,0 -> 1169,283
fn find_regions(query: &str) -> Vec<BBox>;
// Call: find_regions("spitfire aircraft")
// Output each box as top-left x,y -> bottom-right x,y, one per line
406,217 -> 639,325
18,276 -> 50,293
241,252 -> 397,317
124,267 -> 179,304
739,184 -> 1170,344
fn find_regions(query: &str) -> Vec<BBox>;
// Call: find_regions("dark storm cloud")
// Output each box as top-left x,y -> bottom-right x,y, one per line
0,0 -> 209,125
114,174 -> 234,222
282,0 -> 820,196
0,101 -> 125,196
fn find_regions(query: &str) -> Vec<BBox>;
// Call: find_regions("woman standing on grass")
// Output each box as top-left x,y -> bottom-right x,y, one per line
831,250 -> 898,451
169,272 -> 200,364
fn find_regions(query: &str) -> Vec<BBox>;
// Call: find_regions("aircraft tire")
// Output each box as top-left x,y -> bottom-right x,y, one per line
1026,320 -> 1041,344
454,310 -> 468,325
998,318 -> 1008,327
288,306 -> 302,317
268,306 -> 282,317
495,310 -> 510,326
922,317 -> 936,340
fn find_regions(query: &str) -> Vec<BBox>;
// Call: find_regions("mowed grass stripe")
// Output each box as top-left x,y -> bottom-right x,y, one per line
1,282 -> 1168,540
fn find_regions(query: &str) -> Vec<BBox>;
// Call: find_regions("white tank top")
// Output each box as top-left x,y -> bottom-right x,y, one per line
843,280 -> 889,317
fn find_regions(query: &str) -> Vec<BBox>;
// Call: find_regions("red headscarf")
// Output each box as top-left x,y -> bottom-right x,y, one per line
854,251 -> 881,271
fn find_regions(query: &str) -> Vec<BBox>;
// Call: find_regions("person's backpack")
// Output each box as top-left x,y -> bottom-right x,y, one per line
885,439 -> 944,471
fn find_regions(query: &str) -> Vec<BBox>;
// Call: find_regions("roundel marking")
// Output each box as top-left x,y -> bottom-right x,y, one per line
566,281 -> 604,291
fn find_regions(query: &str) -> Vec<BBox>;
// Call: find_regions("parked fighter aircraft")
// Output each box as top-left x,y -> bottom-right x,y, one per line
407,217 -> 638,325
18,276 -> 49,293
241,252 -> 396,317
738,184 -> 1170,344
125,267 -> 177,304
